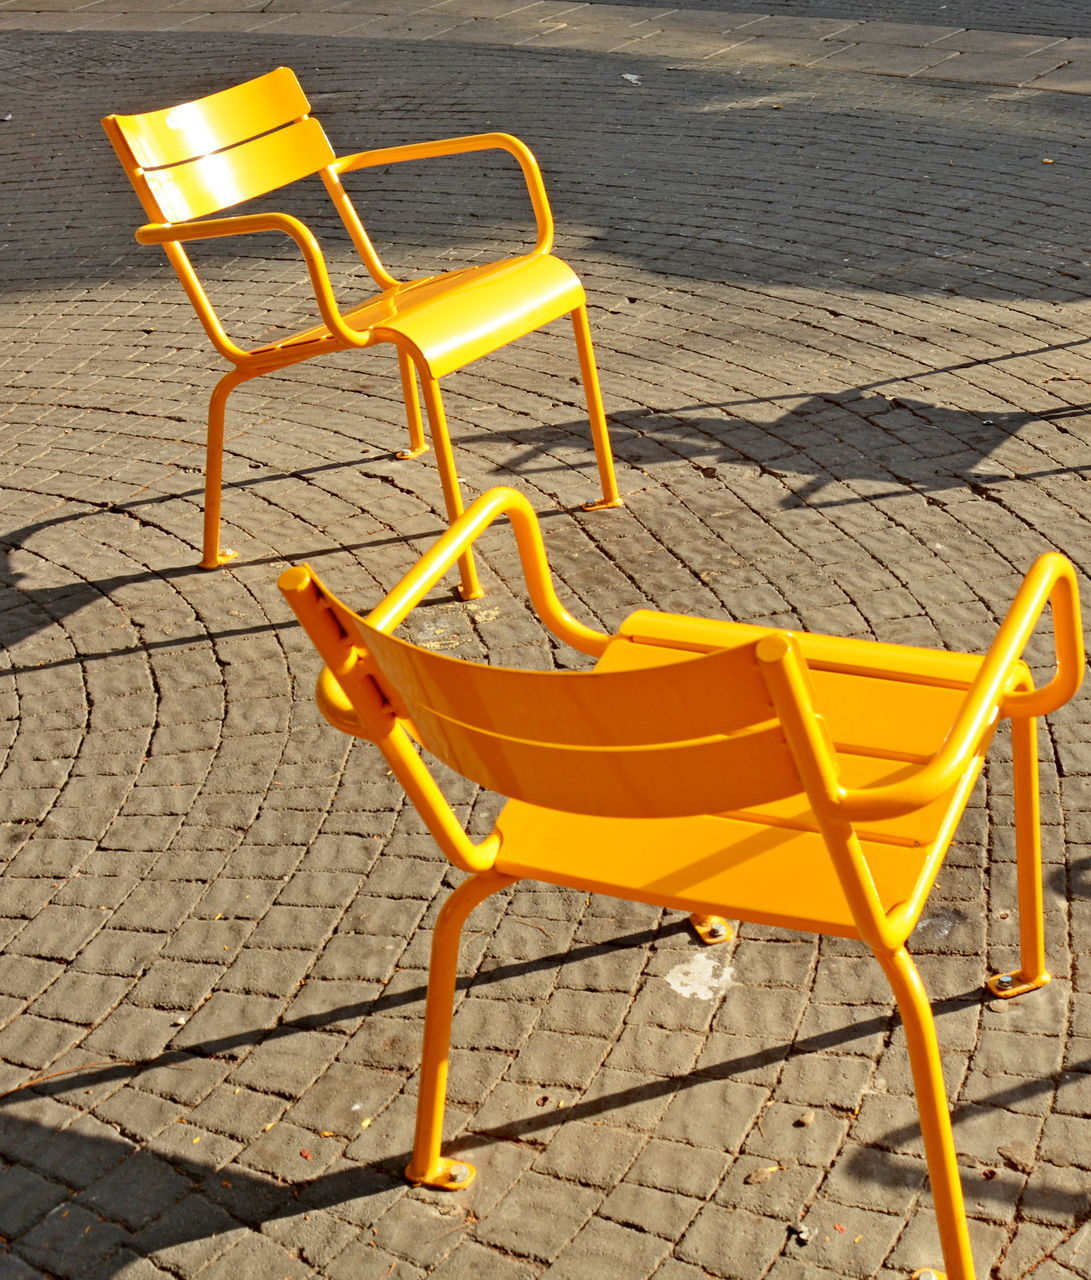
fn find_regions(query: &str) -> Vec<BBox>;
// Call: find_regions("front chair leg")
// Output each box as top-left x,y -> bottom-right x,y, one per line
406,871 -> 514,1190
418,369 -> 483,601
988,712 -> 1051,999
880,946 -> 975,1280
200,369 -> 246,569
570,304 -> 622,512
396,348 -> 429,460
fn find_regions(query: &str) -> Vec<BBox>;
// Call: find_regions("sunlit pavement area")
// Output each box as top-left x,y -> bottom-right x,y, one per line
2,2 -> 1091,1277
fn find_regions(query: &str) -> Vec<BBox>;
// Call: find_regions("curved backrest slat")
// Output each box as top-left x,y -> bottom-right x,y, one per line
141,118 -> 336,221
355,617 -> 802,819
104,67 -> 335,222
109,67 -> 310,170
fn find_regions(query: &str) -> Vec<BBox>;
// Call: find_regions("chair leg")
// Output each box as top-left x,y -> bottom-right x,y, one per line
396,349 -> 429,460
689,913 -> 732,945
200,369 -> 246,570
879,946 -> 975,1280
418,370 -> 483,600
406,871 -> 513,1190
988,713 -> 1051,999
570,304 -> 622,511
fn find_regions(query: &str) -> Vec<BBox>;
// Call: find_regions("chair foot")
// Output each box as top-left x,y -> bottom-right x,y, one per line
199,548 -> 238,570
911,1269 -> 946,1279
397,445 -> 429,460
986,968 -> 1051,999
458,582 -> 485,601
689,914 -> 732,945
405,1156 -> 476,1191
582,496 -> 624,512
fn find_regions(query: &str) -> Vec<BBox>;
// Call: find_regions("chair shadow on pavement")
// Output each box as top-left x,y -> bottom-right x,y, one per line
3,919 -> 1089,1273
489,390 -> 1091,510
5,378 -> 1090,658
0,452 -> 486,661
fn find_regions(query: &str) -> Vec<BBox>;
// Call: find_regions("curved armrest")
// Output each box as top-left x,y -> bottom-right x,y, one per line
332,132 -> 555,257
136,212 -> 374,351
365,487 -> 610,657
836,552 -> 1084,820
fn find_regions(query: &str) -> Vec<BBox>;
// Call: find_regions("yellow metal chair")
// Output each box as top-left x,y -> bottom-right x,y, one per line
279,487 -> 1083,1280
102,68 -> 621,595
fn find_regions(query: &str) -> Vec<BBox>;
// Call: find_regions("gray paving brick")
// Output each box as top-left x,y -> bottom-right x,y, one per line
323,1240 -> 425,1280
427,1239 -> 538,1280
15,1201 -> 129,1278
475,1170 -> 603,1262
929,48 -> 1071,84
600,1179 -> 705,1239
1029,60 -> 1091,93
677,1202 -> 787,1277
544,1216 -> 671,1277
78,1147 -> 195,1230
532,1119 -> 646,1187
0,1164 -> 70,1238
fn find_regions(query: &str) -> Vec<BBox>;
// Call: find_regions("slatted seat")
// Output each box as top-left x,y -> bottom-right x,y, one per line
280,486 -> 1084,1280
496,630 -> 986,937
251,254 -> 584,377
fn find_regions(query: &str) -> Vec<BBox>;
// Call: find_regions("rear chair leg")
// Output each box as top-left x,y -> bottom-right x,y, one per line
419,369 -> 483,601
570,305 -> 622,512
689,914 -> 732,945
396,349 -> 429,460
988,711 -> 1051,999
406,871 -> 514,1190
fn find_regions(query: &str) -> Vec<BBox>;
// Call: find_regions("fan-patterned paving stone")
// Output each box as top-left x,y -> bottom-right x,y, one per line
1,8 -> 1091,1280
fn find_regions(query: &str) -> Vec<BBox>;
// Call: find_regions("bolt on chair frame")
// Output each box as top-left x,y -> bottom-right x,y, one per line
102,68 -> 621,596
280,488 -> 1083,1280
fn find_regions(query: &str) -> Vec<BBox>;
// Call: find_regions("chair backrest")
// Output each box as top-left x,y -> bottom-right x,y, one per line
102,67 -> 336,223
320,589 -> 805,821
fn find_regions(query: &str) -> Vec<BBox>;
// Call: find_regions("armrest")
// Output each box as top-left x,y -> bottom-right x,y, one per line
136,212 -> 374,351
836,552 -> 1084,820
365,486 -> 610,658
332,132 -> 555,257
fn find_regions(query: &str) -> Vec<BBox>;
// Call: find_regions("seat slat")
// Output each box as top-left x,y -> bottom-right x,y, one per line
618,609 -> 987,688
251,255 -> 584,376
494,802 -> 934,938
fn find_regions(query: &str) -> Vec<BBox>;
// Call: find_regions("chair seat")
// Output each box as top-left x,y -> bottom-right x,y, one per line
494,618 -> 992,939
262,253 -> 585,377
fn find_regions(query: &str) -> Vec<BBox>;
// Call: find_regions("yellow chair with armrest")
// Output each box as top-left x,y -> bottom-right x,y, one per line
279,486 -> 1083,1280
103,68 -> 621,595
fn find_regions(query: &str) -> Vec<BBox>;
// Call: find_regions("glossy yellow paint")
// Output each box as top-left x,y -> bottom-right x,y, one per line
279,486 -> 1084,1280
102,68 -> 621,587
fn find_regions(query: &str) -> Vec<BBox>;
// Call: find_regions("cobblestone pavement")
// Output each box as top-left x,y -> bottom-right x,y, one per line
7,2 -> 1091,93
582,0 -> 1091,43
2,3 -> 1091,1279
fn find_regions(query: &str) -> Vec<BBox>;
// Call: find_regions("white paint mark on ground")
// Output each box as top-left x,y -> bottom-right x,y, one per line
663,950 -> 735,1000
916,908 -> 962,940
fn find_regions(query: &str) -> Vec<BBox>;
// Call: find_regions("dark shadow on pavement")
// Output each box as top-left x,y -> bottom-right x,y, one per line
5,30 -> 1091,304
5,908 -> 1087,1272
480,389 -> 1091,508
